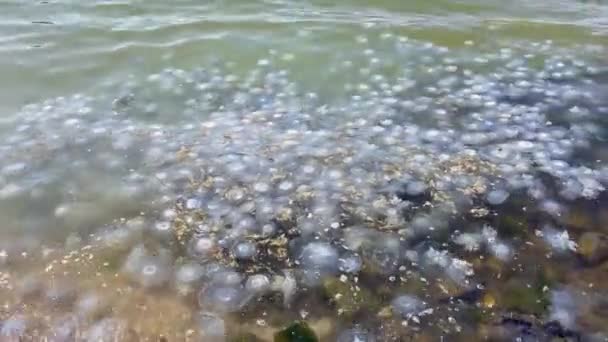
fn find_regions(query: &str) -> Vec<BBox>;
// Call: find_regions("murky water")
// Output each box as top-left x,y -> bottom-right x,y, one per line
1,0 -> 608,341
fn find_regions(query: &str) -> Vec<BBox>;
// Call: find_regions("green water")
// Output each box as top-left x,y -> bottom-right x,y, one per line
1,0 -> 606,115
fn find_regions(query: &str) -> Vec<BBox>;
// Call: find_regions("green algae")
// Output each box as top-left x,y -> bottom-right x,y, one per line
274,321 -> 318,342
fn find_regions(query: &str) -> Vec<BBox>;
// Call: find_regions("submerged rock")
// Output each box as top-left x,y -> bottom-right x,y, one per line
500,279 -> 550,315
274,321 -> 318,342
578,232 -> 608,264
323,277 -> 379,316
231,332 -> 262,342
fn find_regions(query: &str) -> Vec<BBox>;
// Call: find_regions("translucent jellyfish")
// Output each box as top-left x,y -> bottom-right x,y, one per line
559,179 -> 584,201
343,227 -> 375,251
232,241 -> 257,260
253,181 -> 271,194
539,200 -> 565,217
271,270 -> 297,307
337,326 -> 376,342
391,295 -> 426,317
245,274 -> 271,295
1,162 -> 27,177
486,189 -> 510,205
423,248 -> 450,268
445,258 -> 475,285
489,242 -> 513,261
541,226 -> 577,252
260,222 -> 277,237
403,180 -> 428,198
198,284 -> 251,314
278,180 -> 295,193
46,315 -> 79,342
96,226 -> 141,253
210,270 -> 243,286
174,263 -> 205,295
233,215 -> 257,233
549,289 -> 578,329
151,221 -> 173,240
299,242 -> 339,274
189,236 -> 218,260
362,237 -> 402,275
454,233 -> 482,252
75,292 -> 108,319
15,274 -> 44,299
1,315 -> 28,340
197,311 -> 226,341
45,280 -> 77,307
338,253 -> 363,274
138,260 -> 172,288
185,197 -> 203,209
85,318 -> 132,342
122,244 -> 172,288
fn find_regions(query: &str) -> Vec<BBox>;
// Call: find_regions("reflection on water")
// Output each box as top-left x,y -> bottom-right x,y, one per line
1,0 -> 608,341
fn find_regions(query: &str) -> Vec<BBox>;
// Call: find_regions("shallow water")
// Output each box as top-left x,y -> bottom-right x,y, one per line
1,0 -> 608,341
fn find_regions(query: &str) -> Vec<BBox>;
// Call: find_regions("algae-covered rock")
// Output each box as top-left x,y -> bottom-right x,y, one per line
231,332 -> 262,342
578,232 -> 608,264
274,321 -> 318,342
495,214 -> 528,238
322,277 -> 379,316
500,279 -> 549,315
565,208 -> 595,231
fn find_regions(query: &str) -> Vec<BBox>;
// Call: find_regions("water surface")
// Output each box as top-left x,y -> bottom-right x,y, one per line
1,1 -> 608,341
